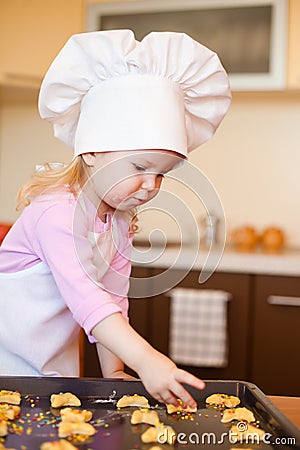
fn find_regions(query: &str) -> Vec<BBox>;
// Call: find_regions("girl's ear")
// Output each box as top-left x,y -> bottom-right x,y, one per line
81,152 -> 96,167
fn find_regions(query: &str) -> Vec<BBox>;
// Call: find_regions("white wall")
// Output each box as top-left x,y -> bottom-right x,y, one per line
189,92 -> 300,248
0,96 -> 71,221
0,91 -> 299,248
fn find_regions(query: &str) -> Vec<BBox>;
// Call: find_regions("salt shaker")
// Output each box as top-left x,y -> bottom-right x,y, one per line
202,213 -> 218,247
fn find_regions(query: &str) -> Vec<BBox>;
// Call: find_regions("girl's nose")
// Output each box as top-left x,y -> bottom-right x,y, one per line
141,174 -> 159,191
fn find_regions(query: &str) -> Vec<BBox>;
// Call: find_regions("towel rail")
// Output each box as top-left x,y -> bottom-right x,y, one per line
165,288 -> 232,301
267,295 -> 300,307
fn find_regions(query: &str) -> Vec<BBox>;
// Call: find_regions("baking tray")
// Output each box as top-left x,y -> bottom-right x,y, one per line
0,377 -> 299,449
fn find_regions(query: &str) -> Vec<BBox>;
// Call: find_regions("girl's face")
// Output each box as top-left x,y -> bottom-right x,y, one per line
82,150 -> 182,216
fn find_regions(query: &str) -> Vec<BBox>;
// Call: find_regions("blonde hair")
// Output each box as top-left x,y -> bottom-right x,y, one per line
17,157 -> 86,210
16,155 -> 139,233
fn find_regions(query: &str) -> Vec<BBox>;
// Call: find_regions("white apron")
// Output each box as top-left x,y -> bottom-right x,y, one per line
0,212 -> 118,377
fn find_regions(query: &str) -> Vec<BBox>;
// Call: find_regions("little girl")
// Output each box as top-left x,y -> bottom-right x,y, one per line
0,30 -> 231,408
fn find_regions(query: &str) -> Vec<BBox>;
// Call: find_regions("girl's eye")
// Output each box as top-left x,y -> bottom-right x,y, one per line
133,164 -> 146,172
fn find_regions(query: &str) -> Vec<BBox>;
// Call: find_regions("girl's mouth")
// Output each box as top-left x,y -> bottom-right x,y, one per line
133,197 -> 147,206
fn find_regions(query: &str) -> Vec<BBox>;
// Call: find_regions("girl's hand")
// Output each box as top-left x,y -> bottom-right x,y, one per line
136,349 -> 205,408
96,343 -> 136,380
107,370 -> 137,380
92,314 -> 205,408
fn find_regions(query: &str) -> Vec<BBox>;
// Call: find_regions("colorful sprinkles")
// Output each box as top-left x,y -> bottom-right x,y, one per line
0,388 -> 267,449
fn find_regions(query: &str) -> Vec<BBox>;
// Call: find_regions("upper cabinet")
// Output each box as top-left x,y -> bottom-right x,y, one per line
287,0 -> 300,89
0,0 -> 84,89
0,0 -> 299,91
86,0 -> 289,91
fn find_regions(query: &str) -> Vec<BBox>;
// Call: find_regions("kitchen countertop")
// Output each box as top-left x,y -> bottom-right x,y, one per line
268,396 -> 300,429
132,243 -> 300,277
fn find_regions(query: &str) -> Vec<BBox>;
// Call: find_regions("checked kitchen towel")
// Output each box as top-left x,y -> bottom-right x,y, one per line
168,288 -> 231,367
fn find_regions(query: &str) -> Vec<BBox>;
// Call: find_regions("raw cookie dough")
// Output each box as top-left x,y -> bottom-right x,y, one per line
60,407 -> 92,423
0,419 -> 8,437
141,424 -> 176,445
205,393 -> 240,408
50,393 -> 81,408
166,401 -> 197,414
221,407 -> 256,423
116,394 -> 149,408
40,440 -> 78,450
230,423 -> 265,442
0,390 -> 21,405
0,404 -> 20,420
58,421 -> 97,438
131,408 -> 160,426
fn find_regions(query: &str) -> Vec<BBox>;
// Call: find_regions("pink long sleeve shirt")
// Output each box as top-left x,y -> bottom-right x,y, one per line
0,188 -> 133,375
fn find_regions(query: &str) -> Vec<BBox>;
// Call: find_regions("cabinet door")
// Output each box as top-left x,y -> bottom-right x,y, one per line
251,275 -> 300,396
81,266 -> 152,377
287,0 -> 300,89
80,331 -> 102,378
149,269 -> 252,380
128,266 -> 152,342
0,0 -> 83,87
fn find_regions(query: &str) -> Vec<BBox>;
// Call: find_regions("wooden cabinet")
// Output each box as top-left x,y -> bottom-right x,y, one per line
83,266 -> 247,377
128,267 -> 252,381
127,267 -> 152,343
250,275 -> 300,396
287,0 -> 300,89
128,268 -> 300,396
82,266 -> 300,397
0,0 -> 84,88
80,330 -> 101,377
81,266 -> 152,377
0,0 -> 299,91
150,269 -> 251,380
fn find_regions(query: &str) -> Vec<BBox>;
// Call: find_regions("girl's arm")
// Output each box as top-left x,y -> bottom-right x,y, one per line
96,343 -> 135,379
92,312 -> 205,408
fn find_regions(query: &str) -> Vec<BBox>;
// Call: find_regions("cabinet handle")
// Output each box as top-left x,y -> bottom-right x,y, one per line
267,295 -> 300,307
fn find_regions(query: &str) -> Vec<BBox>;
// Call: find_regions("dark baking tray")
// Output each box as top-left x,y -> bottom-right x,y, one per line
0,377 -> 299,449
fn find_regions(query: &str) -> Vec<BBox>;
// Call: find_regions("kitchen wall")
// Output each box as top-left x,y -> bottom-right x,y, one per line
0,93 -> 71,221
0,0 -> 299,249
189,91 -> 300,248
1,90 -> 299,248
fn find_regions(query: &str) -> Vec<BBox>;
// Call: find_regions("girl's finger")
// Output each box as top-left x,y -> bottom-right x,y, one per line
169,381 -> 197,409
150,392 -> 165,405
160,390 -> 180,406
170,369 -> 206,408
156,395 -> 165,404
175,369 -> 206,390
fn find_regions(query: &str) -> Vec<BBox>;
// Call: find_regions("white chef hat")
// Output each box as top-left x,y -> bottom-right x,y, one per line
38,29 -> 231,158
